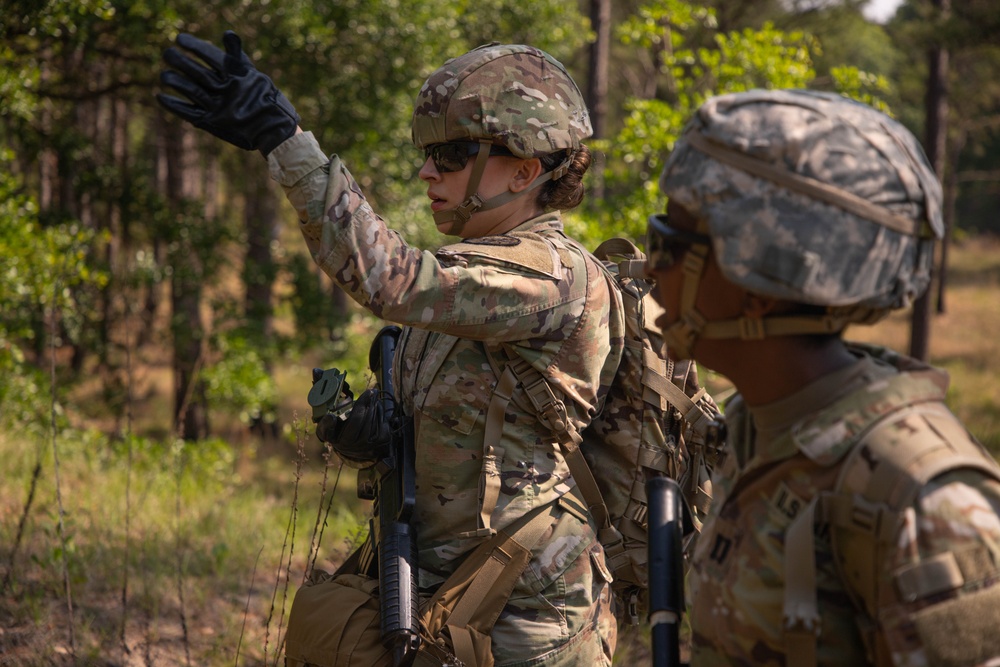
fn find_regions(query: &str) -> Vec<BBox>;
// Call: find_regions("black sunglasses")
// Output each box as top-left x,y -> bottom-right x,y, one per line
424,141 -> 516,173
646,213 -> 712,270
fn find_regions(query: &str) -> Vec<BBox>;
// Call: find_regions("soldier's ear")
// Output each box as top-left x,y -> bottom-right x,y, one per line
508,157 -> 543,193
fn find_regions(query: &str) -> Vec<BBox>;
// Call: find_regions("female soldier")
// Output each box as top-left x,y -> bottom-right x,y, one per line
158,33 -> 620,666
645,89 -> 1000,666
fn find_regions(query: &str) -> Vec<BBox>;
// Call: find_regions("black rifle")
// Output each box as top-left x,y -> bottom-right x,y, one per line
308,325 -> 420,665
647,475 -> 686,667
362,325 -> 420,665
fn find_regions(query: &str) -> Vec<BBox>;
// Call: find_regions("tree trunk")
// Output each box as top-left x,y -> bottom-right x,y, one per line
587,0 -> 612,202
163,120 -> 210,440
243,154 -> 277,339
909,0 -> 950,362
937,127 -> 965,314
588,0 -> 611,140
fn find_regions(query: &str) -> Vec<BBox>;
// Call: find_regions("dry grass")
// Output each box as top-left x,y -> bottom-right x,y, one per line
0,425 -> 367,666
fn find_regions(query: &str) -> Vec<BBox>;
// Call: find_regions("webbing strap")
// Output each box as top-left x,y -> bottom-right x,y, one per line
563,445 -> 615,534
442,505 -> 558,667
645,346 -> 708,427
699,313 -> 867,340
462,364 -> 519,539
505,355 -> 579,446
783,498 -> 821,667
819,493 -> 901,543
686,131 -> 933,238
641,346 -> 672,410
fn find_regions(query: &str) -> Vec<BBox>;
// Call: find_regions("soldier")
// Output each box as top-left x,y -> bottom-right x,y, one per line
644,88 -> 1000,666
158,33 -> 619,666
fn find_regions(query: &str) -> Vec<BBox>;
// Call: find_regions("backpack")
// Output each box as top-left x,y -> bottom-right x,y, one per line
483,237 -> 724,624
782,390 -> 1000,666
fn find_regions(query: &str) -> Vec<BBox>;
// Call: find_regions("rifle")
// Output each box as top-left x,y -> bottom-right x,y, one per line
646,475 -> 686,667
365,325 -> 420,665
308,325 -> 420,665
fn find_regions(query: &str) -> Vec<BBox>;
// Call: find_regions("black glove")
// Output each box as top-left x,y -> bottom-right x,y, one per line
316,388 -> 393,467
157,31 -> 300,157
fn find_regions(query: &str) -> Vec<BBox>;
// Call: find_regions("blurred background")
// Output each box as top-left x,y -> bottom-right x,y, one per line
1,0 -> 998,664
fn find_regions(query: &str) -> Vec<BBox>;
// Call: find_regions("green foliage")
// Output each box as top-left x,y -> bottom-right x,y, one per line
829,65 -> 893,113
285,253 -> 348,346
203,333 -> 279,426
0,151 -> 107,430
571,1 -> 899,248
575,3 -> 819,245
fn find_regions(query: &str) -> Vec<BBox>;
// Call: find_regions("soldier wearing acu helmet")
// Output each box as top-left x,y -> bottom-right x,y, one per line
158,34 -> 621,666
645,89 -> 1000,666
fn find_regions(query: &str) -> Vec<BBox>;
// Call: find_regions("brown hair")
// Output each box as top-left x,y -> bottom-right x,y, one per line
537,144 -> 592,211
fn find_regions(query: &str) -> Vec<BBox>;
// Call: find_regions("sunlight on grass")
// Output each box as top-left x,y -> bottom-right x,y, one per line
0,425 -> 370,665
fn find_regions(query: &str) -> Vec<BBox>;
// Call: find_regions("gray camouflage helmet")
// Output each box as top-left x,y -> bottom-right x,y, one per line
411,43 -> 592,158
659,89 -> 943,312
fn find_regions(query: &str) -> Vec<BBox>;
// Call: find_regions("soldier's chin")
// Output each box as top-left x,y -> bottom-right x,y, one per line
435,218 -> 461,237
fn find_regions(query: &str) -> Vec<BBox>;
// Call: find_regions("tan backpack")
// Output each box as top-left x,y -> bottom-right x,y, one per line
482,237 -> 723,624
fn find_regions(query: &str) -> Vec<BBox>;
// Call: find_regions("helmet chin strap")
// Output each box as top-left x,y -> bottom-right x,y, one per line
663,241 -> 864,359
662,242 -> 710,361
433,140 -> 572,236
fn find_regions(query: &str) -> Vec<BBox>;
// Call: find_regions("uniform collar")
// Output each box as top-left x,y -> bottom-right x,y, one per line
744,344 -> 950,471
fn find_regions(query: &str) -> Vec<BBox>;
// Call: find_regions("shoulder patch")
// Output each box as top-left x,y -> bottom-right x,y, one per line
463,235 -> 521,247
437,231 -> 562,278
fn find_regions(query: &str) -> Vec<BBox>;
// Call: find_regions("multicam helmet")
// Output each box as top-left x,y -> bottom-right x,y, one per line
650,89 -> 943,357
412,43 -> 592,232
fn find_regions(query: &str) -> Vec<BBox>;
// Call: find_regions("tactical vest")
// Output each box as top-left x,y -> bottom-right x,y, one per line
783,375 -> 1000,666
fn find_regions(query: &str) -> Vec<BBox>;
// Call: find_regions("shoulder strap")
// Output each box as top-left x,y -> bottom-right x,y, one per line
782,401 -> 1000,667
594,237 -> 647,279
487,351 -> 624,556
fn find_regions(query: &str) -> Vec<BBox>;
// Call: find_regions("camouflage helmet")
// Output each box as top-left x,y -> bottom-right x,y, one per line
659,89 -> 943,312
411,43 -> 592,158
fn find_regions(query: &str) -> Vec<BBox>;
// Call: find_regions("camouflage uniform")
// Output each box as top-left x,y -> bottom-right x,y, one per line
689,343 -> 1000,666
268,130 -> 620,665
646,90 -> 1000,666
156,31 -> 618,667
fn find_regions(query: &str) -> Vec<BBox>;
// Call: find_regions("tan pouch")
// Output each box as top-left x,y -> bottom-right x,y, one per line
285,571 -> 392,667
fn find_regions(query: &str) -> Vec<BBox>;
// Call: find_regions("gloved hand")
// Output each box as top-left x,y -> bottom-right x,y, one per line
316,388 -> 393,467
157,31 -> 300,157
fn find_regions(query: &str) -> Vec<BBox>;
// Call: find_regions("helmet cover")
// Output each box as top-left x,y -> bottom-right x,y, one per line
659,89 -> 943,311
412,43 -> 592,158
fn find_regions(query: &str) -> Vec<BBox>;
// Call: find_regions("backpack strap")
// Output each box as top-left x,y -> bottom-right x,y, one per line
420,503 -> 560,667
782,402 -> 1000,667
495,352 -> 625,560
594,237 -> 647,280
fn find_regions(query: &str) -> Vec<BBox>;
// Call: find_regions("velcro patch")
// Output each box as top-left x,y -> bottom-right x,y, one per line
910,583 -> 1000,666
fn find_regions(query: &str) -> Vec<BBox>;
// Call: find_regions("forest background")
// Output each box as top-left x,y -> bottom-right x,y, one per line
2,0 -> 999,665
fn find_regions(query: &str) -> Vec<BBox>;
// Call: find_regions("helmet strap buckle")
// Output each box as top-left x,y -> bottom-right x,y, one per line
453,194 -> 485,223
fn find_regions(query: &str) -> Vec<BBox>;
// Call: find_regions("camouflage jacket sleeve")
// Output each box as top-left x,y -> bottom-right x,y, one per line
880,470 -> 1000,666
267,131 -> 589,341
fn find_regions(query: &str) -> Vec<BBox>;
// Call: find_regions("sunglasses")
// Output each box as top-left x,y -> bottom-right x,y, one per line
646,213 -> 712,270
424,141 -> 516,173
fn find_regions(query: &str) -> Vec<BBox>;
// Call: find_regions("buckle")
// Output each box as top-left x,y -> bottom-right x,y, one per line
737,317 -> 766,340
